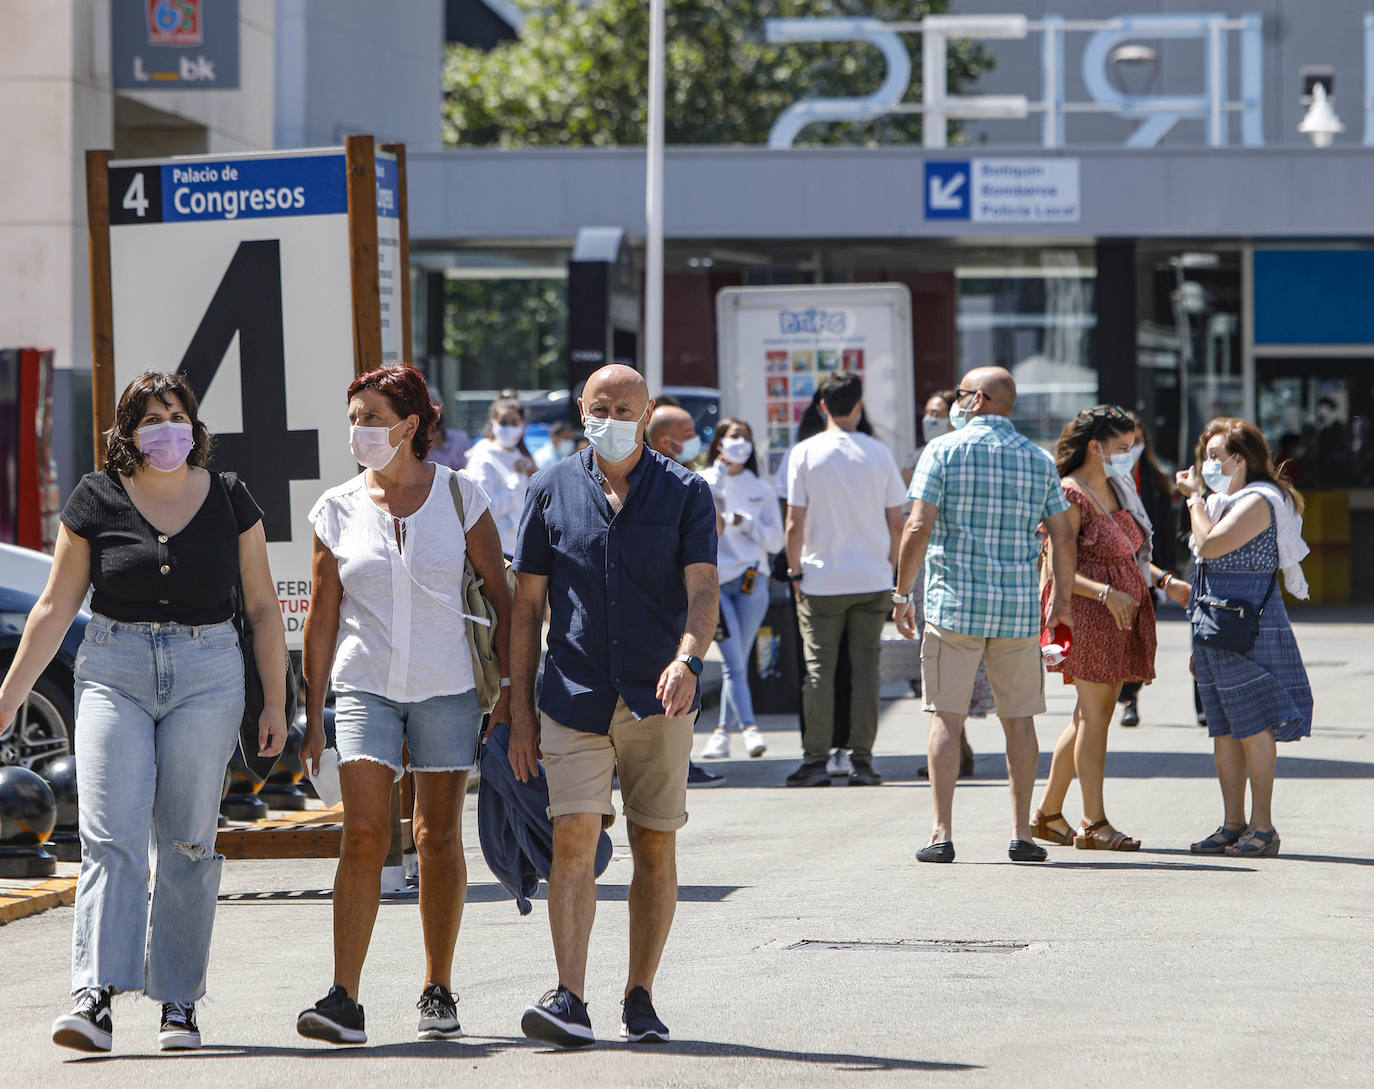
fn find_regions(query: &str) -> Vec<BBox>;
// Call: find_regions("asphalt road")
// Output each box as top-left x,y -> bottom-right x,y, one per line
2,611 -> 1371,1088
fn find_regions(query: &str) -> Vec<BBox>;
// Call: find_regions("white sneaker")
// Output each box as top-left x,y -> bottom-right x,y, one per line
701,729 -> 731,760
380,864 -> 408,894
741,725 -> 767,758
826,749 -> 852,777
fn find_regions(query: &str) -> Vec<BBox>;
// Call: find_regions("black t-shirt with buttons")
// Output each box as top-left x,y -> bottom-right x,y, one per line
61,468 -> 264,625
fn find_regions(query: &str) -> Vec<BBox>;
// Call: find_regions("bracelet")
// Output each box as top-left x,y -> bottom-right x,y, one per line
1188,496 -> 1207,508
1097,583 -> 1110,603
499,677 -> 512,689
1158,573 -> 1173,590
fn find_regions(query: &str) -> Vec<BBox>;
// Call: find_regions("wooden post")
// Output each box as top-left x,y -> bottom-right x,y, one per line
85,150 -> 115,467
380,142 -> 413,363
345,135 -> 381,377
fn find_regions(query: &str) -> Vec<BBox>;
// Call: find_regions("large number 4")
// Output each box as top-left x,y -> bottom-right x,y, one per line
121,172 -> 149,217
178,240 -> 320,541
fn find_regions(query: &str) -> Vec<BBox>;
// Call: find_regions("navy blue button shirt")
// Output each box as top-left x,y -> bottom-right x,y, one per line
513,445 -> 718,734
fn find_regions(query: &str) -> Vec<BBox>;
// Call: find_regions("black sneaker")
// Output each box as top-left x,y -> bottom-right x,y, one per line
785,760 -> 831,787
297,984 -> 367,1045
1120,697 -> 1140,727
847,760 -> 883,786
158,1002 -> 201,1050
619,986 -> 669,1043
521,985 -> 594,1048
52,986 -> 113,1052
417,982 -> 462,1040
687,763 -> 725,788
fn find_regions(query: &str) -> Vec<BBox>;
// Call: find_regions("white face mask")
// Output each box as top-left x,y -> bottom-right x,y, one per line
554,438 -> 576,458
1102,450 -> 1136,480
1201,456 -> 1237,494
719,437 -> 753,464
582,404 -> 647,463
922,414 -> 951,440
494,423 -> 524,449
673,434 -> 702,464
1129,441 -> 1144,465
350,420 -> 406,471
950,391 -> 979,430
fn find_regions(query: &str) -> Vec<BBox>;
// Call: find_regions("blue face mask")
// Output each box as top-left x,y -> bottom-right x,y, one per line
582,405 -> 647,463
1102,451 -> 1135,480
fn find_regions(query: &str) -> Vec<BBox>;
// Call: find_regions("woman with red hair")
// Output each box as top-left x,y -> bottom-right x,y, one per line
297,364 -> 512,1044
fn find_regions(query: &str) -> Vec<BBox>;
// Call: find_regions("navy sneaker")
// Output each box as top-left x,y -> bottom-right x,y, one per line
297,984 -> 367,1045
158,1002 -> 201,1050
687,762 -> 725,788
785,760 -> 830,787
619,986 -> 669,1043
52,986 -> 113,1052
522,985 -> 594,1048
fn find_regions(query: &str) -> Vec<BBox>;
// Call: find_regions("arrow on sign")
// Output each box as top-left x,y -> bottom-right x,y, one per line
928,172 -> 966,210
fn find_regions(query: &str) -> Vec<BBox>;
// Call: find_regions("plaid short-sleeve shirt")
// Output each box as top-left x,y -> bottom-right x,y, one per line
909,415 -> 1069,639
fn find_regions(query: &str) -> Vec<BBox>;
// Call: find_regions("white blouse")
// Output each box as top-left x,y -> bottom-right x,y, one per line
462,438 -> 530,555
308,464 -> 491,703
699,463 -> 786,583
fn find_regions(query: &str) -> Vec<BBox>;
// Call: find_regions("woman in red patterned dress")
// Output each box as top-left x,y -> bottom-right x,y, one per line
1030,407 -> 1191,850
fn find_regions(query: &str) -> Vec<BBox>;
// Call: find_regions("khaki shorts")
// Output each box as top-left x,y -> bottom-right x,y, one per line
921,623 -> 1046,718
539,697 -> 693,832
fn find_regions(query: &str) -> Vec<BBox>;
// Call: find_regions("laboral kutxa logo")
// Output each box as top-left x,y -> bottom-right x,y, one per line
147,0 -> 202,46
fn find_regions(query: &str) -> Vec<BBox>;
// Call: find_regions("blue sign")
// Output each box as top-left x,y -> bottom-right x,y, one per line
924,161 -> 971,220
108,154 -> 348,226
376,157 -> 400,219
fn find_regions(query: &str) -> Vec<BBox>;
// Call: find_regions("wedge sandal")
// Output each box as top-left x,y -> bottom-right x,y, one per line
1030,809 -> 1074,846
1074,819 -> 1141,852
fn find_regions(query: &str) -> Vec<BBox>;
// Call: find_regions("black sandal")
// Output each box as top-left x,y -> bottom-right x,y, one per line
1190,824 -> 1244,855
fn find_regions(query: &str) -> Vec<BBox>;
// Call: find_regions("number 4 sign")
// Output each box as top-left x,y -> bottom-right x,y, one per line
84,137 -> 412,646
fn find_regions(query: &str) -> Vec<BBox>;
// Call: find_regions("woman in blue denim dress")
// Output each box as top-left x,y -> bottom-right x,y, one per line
0,371 -> 288,1053
1178,417 -> 1313,859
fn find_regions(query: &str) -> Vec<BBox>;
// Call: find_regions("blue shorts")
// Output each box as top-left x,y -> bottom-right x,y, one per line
333,689 -> 483,779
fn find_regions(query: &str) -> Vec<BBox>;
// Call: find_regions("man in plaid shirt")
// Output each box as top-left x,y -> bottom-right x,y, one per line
894,367 -> 1077,864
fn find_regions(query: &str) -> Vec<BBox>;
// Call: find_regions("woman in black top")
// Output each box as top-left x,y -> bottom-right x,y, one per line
0,371 -> 287,1054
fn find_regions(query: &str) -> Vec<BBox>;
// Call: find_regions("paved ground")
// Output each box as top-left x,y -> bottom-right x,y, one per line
2,610 -> 1372,1088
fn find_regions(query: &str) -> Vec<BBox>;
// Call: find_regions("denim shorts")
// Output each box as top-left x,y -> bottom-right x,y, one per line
333,688 -> 483,779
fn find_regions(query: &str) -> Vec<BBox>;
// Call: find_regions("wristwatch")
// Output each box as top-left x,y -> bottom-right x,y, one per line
785,568 -> 804,582
674,654 -> 704,676
891,588 -> 913,605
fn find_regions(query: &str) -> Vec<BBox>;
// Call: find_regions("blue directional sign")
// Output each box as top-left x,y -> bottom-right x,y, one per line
107,154 -> 348,226
924,161 -> 971,220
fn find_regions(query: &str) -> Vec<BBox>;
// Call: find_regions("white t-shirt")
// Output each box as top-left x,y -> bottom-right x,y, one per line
786,429 -> 907,596
699,463 -> 786,582
308,464 -> 490,703
462,437 -> 529,555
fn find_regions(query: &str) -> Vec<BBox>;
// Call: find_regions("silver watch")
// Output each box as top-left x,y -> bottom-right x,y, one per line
891,589 -> 913,605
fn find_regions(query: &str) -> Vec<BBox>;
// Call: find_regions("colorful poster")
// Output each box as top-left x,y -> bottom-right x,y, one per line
716,285 -> 916,488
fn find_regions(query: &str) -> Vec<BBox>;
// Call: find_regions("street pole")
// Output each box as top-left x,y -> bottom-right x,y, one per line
644,0 -> 666,394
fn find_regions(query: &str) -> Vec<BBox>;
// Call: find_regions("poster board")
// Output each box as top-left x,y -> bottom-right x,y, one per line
715,284 -> 915,483
86,137 -> 410,647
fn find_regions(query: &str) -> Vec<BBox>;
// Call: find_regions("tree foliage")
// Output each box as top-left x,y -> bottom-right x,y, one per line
444,0 -> 992,147
443,278 -> 567,389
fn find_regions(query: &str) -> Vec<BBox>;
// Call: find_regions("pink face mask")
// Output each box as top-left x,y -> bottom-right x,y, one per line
137,421 -> 194,472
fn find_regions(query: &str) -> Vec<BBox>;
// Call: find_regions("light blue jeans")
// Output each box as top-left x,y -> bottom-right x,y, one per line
715,570 -> 771,731
71,614 -> 244,1002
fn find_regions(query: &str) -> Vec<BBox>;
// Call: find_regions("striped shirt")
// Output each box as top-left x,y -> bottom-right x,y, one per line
909,415 -> 1069,638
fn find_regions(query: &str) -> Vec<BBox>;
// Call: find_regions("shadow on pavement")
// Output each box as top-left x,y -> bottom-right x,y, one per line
221,883 -> 743,904
692,750 -> 1374,787
64,1036 -> 979,1072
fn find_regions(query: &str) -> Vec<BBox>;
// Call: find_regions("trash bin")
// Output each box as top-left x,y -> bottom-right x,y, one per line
747,590 -> 802,715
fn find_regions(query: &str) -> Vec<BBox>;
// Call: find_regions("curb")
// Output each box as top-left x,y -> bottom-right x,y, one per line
0,877 -> 77,926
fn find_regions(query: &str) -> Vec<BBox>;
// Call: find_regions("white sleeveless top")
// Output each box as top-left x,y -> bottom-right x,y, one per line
308,464 -> 491,703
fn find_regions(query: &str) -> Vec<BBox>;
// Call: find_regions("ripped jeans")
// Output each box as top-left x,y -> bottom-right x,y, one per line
70,614 -> 244,1002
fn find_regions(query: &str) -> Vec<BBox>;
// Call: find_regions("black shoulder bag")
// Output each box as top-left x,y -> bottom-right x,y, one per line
1189,560 -> 1277,655
220,472 -> 298,783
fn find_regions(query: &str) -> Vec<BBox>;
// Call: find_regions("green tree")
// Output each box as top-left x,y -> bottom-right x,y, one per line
443,278 -> 568,389
444,0 -> 992,147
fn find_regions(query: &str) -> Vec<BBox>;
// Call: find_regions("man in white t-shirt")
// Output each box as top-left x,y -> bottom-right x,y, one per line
784,372 -> 907,787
